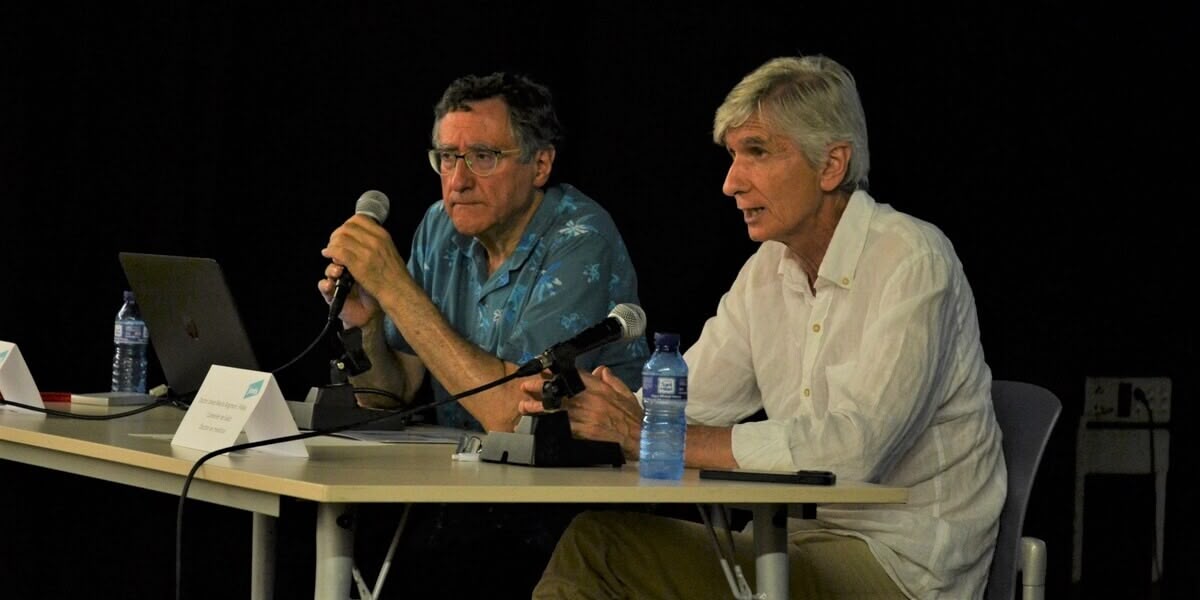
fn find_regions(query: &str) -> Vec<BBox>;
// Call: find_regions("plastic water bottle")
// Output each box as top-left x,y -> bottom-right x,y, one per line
111,290 -> 149,393
639,332 -> 688,480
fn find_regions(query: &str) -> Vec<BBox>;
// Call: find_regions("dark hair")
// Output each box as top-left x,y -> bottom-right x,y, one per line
432,72 -> 562,162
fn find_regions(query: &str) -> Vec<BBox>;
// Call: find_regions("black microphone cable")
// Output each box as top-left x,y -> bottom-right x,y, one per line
168,313 -> 380,406
269,316 -> 339,376
1133,387 -> 1162,583
174,364 -> 526,600
1,312 -> 342,419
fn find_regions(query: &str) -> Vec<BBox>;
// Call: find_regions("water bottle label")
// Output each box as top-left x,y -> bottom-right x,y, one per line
114,322 -> 149,344
643,375 -> 687,401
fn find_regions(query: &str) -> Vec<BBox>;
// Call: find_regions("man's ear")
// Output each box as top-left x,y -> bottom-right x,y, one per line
819,143 -> 851,192
533,147 -> 556,187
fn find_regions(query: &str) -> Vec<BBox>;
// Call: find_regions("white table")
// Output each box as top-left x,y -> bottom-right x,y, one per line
0,404 -> 908,599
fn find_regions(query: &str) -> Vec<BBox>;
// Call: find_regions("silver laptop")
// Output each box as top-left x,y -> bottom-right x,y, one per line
118,252 -> 260,397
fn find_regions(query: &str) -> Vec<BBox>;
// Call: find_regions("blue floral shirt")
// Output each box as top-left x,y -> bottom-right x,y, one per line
384,183 -> 649,430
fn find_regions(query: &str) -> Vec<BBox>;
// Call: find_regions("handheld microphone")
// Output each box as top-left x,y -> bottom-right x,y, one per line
328,190 -> 391,321
515,303 -> 647,376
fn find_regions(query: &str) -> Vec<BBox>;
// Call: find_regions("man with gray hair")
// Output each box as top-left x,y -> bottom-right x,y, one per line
318,71 -> 648,596
521,55 -> 1005,599
321,71 -> 647,432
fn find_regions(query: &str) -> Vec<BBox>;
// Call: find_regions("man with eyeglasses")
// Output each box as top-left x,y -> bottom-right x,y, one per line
317,71 -> 649,596
320,71 -> 647,431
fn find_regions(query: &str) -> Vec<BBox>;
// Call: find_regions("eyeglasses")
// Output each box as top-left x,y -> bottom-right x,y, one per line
428,148 -> 522,177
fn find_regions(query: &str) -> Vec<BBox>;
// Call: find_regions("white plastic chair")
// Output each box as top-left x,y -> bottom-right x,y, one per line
986,380 -> 1062,600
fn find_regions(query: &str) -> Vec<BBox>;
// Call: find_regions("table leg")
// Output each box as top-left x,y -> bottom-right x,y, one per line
753,503 -> 788,599
315,503 -> 355,600
252,512 -> 276,600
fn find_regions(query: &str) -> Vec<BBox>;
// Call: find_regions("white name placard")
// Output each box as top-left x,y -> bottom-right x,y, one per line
171,365 -> 307,457
0,341 -> 45,415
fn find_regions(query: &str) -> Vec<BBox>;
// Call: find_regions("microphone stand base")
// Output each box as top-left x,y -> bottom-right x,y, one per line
480,412 -> 625,467
287,384 -> 408,431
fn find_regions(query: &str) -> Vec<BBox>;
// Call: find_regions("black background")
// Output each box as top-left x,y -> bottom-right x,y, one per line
2,3 -> 1194,598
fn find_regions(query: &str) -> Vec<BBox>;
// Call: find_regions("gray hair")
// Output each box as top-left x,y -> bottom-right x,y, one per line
713,56 -> 870,192
432,72 -> 562,163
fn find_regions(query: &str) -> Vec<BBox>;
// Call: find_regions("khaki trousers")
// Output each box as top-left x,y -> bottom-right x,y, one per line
534,511 -> 908,599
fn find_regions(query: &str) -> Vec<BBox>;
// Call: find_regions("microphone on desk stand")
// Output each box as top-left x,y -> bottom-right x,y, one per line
481,304 -> 647,468
183,301 -> 634,600
289,191 -> 405,431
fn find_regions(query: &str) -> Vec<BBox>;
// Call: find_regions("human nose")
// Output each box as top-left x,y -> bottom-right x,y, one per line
446,156 -> 474,190
722,159 -> 746,198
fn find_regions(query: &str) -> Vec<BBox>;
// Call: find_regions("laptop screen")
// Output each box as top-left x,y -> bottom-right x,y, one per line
118,252 -> 260,397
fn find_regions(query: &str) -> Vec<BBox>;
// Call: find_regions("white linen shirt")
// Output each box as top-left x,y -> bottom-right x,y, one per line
684,191 -> 1006,599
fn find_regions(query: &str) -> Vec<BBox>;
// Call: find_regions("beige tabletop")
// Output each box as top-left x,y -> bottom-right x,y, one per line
0,402 -> 908,506
1,400 -> 910,600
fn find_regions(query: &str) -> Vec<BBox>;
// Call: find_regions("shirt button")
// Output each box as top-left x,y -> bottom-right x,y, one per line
803,388 -> 811,397
841,277 -> 850,285
812,323 -> 821,333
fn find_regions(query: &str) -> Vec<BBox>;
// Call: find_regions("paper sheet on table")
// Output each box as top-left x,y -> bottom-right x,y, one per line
330,425 -> 470,444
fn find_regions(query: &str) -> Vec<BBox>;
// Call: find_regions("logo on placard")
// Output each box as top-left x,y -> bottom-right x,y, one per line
244,380 -> 264,398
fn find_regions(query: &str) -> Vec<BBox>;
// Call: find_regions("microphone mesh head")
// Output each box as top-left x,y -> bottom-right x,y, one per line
610,303 -> 647,339
356,190 -> 390,223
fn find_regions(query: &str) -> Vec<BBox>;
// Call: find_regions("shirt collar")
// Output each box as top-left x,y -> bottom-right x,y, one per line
504,184 -> 563,273
776,189 -> 875,292
818,189 -> 875,290
449,184 -> 564,282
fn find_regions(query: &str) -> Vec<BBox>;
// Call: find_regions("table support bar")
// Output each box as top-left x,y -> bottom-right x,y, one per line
315,503 -> 355,600
753,503 -> 788,599
252,512 -> 277,600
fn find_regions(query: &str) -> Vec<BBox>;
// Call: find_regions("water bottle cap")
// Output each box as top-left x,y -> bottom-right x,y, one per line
653,332 -> 680,347
123,290 -> 135,302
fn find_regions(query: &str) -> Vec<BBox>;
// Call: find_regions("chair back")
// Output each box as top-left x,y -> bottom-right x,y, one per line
986,380 -> 1061,600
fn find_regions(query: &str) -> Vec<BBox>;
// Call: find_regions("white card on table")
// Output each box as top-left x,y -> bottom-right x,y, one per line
171,365 -> 307,457
0,341 -> 45,415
